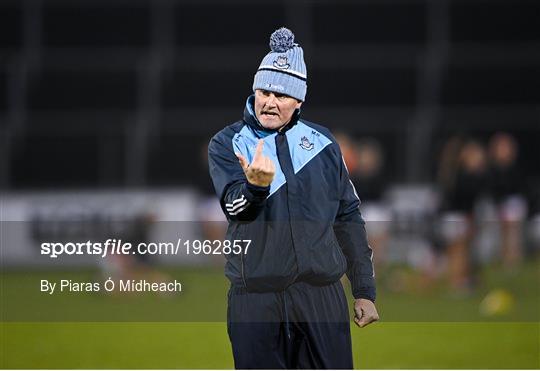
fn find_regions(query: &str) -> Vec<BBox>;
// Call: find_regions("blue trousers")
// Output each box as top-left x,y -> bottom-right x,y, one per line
227,280 -> 354,369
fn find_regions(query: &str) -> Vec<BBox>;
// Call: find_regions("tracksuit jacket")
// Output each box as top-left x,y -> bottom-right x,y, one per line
208,95 -> 376,302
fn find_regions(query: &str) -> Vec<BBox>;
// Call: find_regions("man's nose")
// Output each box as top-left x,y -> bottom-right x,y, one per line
266,93 -> 277,107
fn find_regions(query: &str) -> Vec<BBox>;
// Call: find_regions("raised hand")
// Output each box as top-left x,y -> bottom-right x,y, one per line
236,139 -> 275,187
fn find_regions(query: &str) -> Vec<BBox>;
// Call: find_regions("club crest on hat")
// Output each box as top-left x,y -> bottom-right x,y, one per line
273,55 -> 290,70
253,27 -> 307,101
299,136 -> 314,151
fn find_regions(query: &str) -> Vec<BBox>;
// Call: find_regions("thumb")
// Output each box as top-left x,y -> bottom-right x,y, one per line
354,307 -> 365,328
236,153 -> 249,171
354,315 -> 366,328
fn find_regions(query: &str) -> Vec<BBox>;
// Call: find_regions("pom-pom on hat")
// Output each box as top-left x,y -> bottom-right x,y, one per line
253,27 -> 307,101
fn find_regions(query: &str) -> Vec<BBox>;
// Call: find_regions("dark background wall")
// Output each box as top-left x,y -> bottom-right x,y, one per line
1,0 -> 539,191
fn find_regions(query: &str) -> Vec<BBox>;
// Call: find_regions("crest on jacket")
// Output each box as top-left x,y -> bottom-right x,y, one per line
299,136 -> 314,151
273,55 -> 290,70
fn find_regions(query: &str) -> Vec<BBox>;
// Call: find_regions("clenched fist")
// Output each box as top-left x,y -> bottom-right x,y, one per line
353,298 -> 379,328
236,139 -> 275,187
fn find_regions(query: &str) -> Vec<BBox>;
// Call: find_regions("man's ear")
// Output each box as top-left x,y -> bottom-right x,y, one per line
296,100 -> 303,109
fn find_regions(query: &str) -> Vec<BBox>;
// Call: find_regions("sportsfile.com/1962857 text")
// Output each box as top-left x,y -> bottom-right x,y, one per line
40,239 -> 251,259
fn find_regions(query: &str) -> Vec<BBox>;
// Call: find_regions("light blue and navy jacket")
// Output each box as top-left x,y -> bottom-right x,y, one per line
208,95 -> 376,301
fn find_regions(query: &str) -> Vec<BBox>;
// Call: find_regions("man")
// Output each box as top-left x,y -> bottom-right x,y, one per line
208,27 -> 379,369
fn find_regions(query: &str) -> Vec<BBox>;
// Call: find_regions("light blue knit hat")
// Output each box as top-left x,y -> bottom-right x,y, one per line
253,27 -> 307,101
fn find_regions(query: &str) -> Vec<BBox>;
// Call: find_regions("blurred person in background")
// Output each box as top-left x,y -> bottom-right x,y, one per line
437,136 -> 464,199
336,134 -> 390,268
527,178 -> 540,257
488,132 -> 527,268
352,138 -> 387,203
100,211 -> 171,293
129,212 -> 172,289
208,27 -> 378,369
439,138 -> 489,293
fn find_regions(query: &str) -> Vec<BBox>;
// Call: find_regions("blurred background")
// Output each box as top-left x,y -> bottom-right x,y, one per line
1,0 -> 539,369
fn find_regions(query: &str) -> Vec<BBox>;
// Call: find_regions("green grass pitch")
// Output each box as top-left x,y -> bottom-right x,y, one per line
1,264 -> 539,369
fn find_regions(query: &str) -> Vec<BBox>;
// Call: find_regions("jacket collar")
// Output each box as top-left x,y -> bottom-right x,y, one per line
243,95 -> 301,138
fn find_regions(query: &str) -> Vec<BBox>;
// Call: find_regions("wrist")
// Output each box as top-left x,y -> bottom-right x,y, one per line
247,179 -> 271,187
244,182 -> 270,201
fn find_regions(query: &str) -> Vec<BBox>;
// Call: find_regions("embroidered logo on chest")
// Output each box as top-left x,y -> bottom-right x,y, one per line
299,136 -> 314,151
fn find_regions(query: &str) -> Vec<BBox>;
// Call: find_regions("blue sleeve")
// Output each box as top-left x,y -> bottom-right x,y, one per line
332,144 -> 376,302
208,132 -> 269,222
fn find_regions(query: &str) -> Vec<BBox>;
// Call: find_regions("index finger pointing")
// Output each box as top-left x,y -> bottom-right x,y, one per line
253,139 -> 264,161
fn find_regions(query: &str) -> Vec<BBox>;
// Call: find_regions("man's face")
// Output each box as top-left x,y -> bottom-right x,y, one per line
254,89 -> 302,130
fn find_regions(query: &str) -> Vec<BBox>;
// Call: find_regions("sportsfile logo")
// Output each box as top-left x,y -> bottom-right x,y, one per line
40,238 -> 251,258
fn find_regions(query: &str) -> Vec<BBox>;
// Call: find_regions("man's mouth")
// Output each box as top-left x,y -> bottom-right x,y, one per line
261,111 -> 278,117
